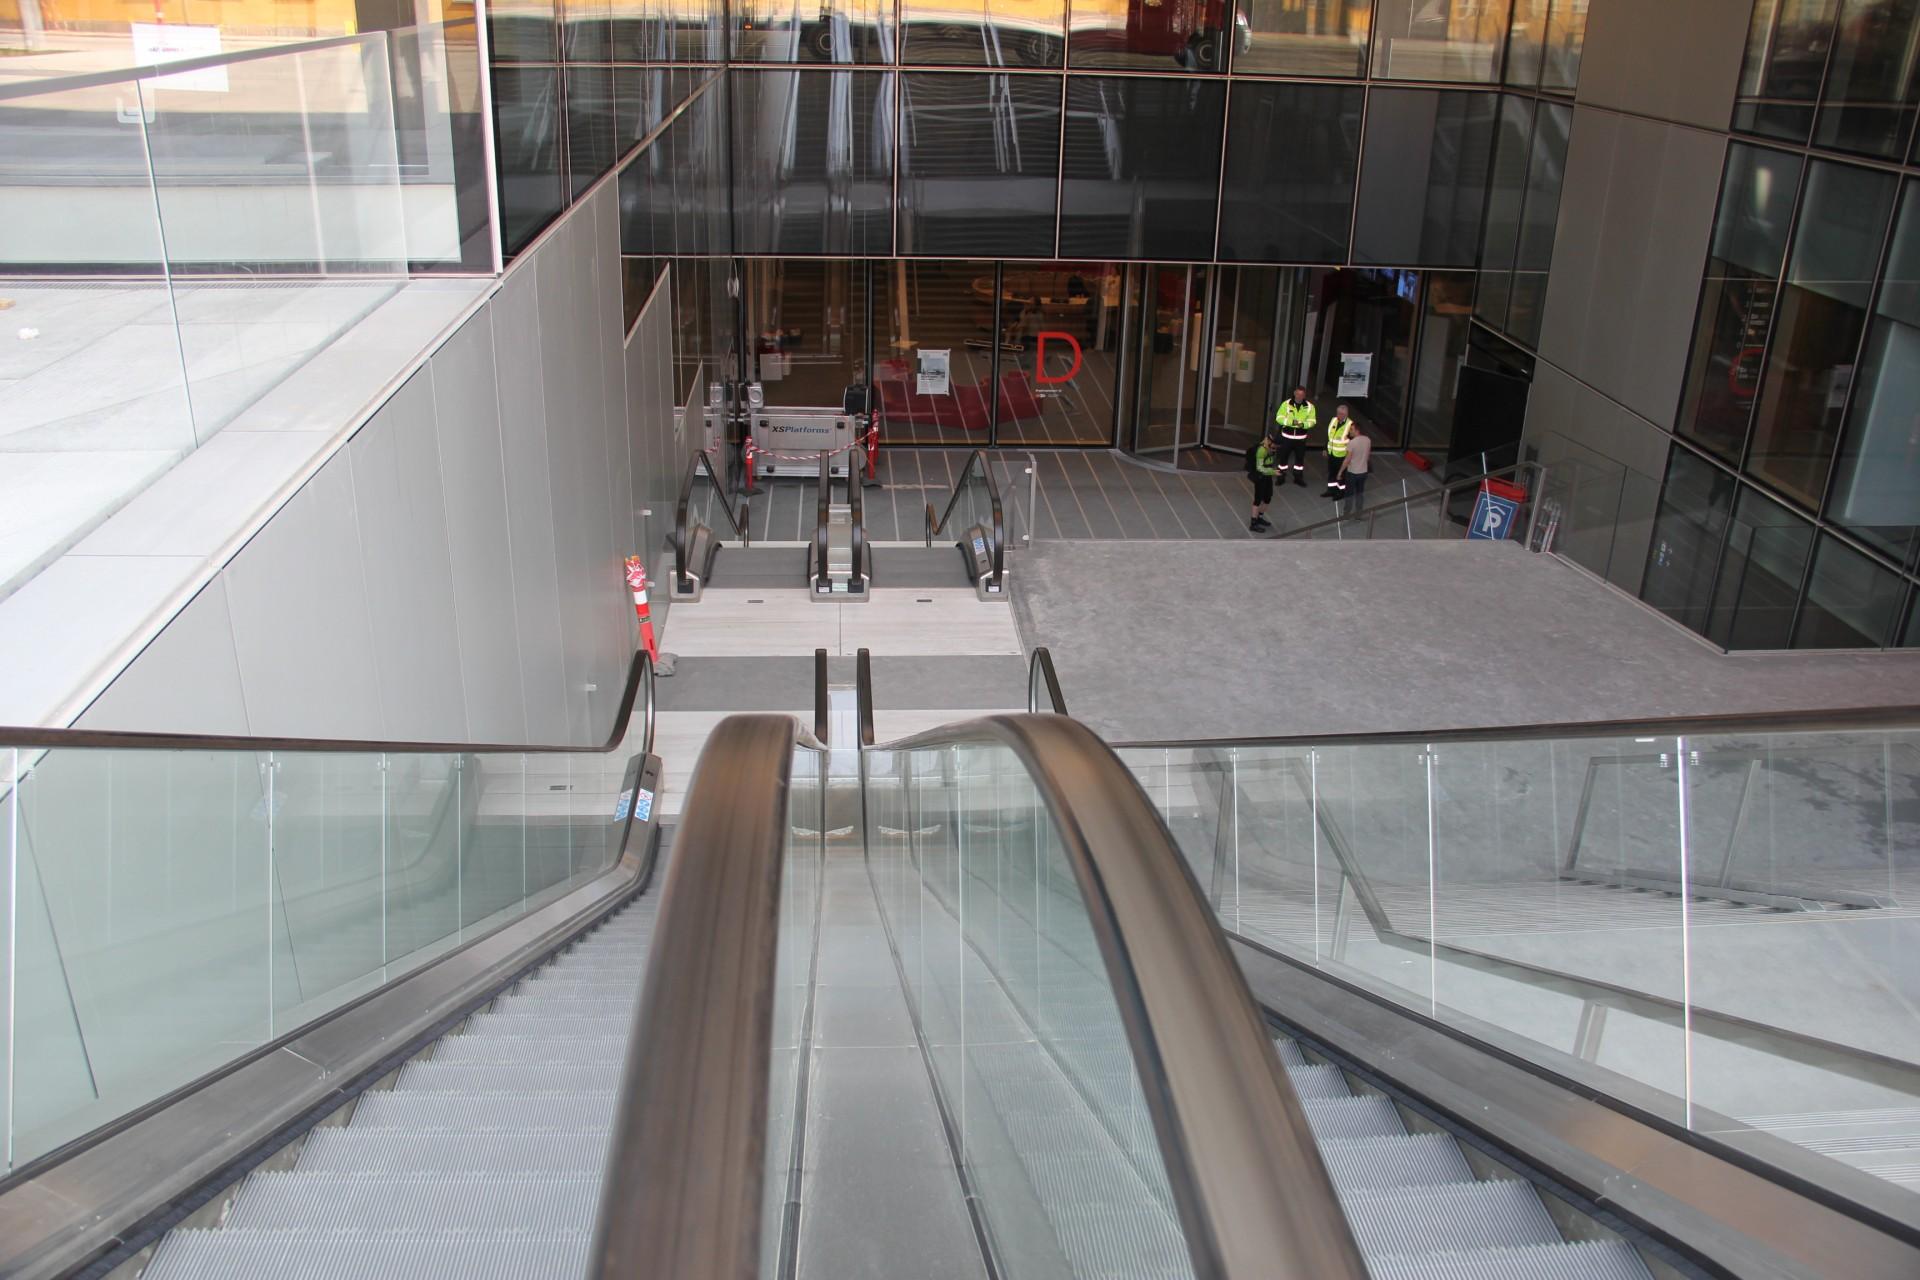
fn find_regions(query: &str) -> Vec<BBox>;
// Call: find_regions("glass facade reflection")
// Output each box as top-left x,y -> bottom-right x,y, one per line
1353,89 -> 1499,267
1217,82 -> 1362,263
1059,77 -> 1226,260
898,73 -> 1062,256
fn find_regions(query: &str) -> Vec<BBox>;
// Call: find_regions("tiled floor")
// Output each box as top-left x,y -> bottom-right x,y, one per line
743,446 -> 1442,545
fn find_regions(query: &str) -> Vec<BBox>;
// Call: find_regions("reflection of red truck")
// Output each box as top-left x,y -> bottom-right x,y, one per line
1072,0 -> 1250,68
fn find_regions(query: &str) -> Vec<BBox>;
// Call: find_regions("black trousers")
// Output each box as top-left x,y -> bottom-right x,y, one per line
1277,437 -> 1308,470
1326,452 -> 1346,488
1252,474 -> 1275,505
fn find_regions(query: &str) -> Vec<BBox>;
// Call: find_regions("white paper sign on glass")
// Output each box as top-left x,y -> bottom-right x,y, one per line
917,348 -> 951,396
1338,351 -> 1373,398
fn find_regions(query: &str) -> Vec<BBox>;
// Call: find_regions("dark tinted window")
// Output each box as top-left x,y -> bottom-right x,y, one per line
1217,81 -> 1362,264
1812,0 -> 1920,158
1058,77 -> 1225,261
1733,0 -> 1838,141
493,66 -> 567,254
1706,485 -> 1814,649
901,0 -> 1064,66
1642,445 -> 1738,636
899,73 -> 1062,257
730,70 -> 895,255
1352,89 -> 1498,267
1067,0 -> 1228,72
732,0 -> 894,63
1747,160 -> 1898,509
1675,144 -> 1804,465
1796,533 -> 1907,647
566,65 -> 618,199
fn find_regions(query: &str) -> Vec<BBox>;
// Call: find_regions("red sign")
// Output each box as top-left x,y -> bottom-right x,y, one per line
1035,332 -> 1083,385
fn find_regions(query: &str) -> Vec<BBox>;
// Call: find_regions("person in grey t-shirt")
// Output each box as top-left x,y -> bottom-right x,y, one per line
1337,415 -> 1372,514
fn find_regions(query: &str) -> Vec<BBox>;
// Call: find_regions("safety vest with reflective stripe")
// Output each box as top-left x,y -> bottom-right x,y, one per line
1275,400 -> 1317,438
1326,418 -> 1354,458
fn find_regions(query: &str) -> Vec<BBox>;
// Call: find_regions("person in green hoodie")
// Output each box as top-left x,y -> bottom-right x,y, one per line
1247,429 -> 1283,533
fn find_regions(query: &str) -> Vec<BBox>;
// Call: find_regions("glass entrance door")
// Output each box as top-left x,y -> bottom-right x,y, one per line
1197,267 -> 1301,454
1122,264 -> 1205,462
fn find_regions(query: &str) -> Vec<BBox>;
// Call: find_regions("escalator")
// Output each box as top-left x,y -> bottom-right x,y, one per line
668,444 -> 1008,601
4,656 -> 1920,1279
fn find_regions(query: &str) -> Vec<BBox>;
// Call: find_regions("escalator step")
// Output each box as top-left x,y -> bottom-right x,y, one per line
226,1172 -> 600,1232
397,1062 -> 618,1093
1371,1239 -> 1653,1280
493,994 -> 639,1017
430,1034 -> 628,1064
1272,1037 -> 1309,1068
1318,1134 -> 1474,1190
1343,1180 -> 1561,1255
1284,1062 -> 1352,1099
1300,1095 -> 1406,1140
145,1230 -> 588,1280
349,1091 -> 614,1132
1047,1203 -> 1193,1279
461,1014 -> 634,1036
297,1131 -> 609,1175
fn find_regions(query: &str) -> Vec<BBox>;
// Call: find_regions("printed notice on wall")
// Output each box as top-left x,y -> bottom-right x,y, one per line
1337,352 -> 1373,398
132,24 -> 229,92
917,348 -> 951,396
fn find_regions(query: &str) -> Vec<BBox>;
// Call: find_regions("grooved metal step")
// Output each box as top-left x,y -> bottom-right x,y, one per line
1299,1094 -> 1407,1140
1371,1239 -> 1655,1280
225,1172 -> 601,1232
1283,1062 -> 1352,1099
430,1035 -> 628,1064
295,1130 -> 610,1175
1343,1180 -> 1561,1255
396,1062 -> 617,1093
347,1091 -> 615,1132
145,1231 -> 590,1280
1274,1037 -> 1309,1069
1318,1134 -> 1475,1190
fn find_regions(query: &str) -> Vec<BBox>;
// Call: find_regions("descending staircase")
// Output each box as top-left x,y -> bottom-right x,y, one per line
1276,1035 -> 1652,1280
143,892 -> 660,1279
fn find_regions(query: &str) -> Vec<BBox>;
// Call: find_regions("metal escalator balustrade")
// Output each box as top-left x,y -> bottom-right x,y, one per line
671,447 -> 751,603
597,698 -> 1369,1280
144,889 -> 662,1279
926,448 -> 1009,600
1113,703 -> 1920,1236
0,652 -> 663,1279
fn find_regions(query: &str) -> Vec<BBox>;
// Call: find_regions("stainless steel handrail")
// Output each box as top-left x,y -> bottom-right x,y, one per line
1112,699 -> 1920,753
0,650 -> 656,756
675,450 -> 749,593
871,714 -> 1368,1280
591,714 -> 822,1279
1278,459 -> 1541,542
1028,646 -> 1067,715
927,450 -> 1007,590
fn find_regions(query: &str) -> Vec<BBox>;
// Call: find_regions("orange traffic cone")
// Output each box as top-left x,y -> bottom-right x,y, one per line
624,556 -> 658,661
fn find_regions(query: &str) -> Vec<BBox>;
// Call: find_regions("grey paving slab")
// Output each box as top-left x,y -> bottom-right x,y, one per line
1011,539 -> 1920,743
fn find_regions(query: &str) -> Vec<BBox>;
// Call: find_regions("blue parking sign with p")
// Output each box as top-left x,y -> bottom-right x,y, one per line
1469,490 -> 1520,540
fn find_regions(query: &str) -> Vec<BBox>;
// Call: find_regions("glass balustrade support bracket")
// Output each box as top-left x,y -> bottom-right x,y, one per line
1231,935 -> 1920,1278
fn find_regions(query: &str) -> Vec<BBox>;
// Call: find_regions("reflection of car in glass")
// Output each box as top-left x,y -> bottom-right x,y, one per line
1070,0 -> 1247,67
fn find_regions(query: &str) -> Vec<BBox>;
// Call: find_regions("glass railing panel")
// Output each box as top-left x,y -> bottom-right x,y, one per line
1679,730 -> 1920,1159
762,746 -> 823,1280
1429,735 -> 1690,1109
1124,722 -> 1920,1204
9,746 -> 274,1165
2,732 -> 641,1173
874,737 -> 1196,1280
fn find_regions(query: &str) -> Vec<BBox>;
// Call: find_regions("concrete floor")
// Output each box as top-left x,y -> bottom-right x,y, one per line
1011,539 -> 1920,743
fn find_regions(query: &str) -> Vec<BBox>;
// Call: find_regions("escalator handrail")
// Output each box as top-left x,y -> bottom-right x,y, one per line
847,451 -> 866,590
869,713 -> 1368,1280
855,648 -> 875,747
813,451 -> 832,593
0,650 -> 657,757
930,450 -> 1006,588
674,449 -> 748,592
591,714 -> 819,1280
1027,646 -> 1067,715
1111,698 -> 1920,752
814,647 -> 830,744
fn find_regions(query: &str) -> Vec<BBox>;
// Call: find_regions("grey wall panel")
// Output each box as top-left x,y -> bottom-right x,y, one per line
492,257 -> 573,745
1576,0 -> 1750,131
348,369 -> 470,741
431,310 -> 531,744
75,580 -> 250,734
593,188 -> 639,567
223,455 -> 385,737
1538,110 -> 1724,431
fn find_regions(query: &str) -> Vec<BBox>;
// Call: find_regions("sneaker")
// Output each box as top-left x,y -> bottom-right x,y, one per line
1249,518 -> 1267,532
1252,516 -> 1272,530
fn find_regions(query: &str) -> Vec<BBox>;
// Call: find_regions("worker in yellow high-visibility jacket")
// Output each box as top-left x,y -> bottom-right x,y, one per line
1272,386 -> 1316,486
1324,404 -> 1356,495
